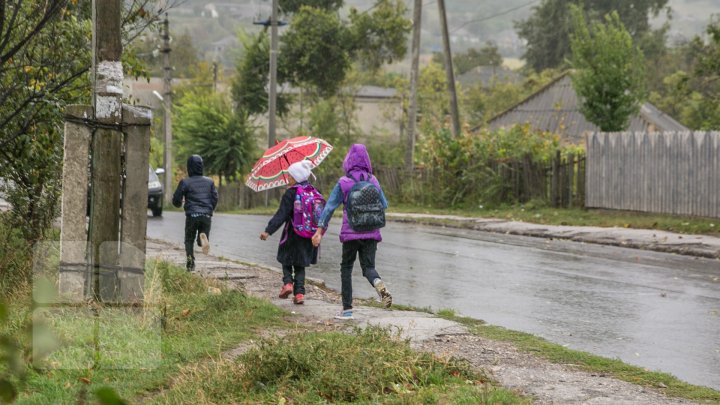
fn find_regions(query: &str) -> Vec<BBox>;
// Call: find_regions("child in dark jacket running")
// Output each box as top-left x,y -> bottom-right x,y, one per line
260,160 -> 320,305
312,144 -> 391,320
172,155 -> 218,272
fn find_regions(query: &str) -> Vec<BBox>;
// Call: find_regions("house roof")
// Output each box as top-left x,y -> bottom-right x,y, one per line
486,72 -> 688,143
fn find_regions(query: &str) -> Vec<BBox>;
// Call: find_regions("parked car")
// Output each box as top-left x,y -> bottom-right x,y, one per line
148,166 -> 164,217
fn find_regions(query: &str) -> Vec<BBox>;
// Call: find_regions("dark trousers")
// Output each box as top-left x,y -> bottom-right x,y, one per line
184,215 -> 211,266
340,239 -> 381,310
282,265 -> 306,295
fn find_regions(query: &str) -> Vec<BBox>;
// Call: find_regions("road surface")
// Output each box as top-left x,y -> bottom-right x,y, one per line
148,212 -> 720,390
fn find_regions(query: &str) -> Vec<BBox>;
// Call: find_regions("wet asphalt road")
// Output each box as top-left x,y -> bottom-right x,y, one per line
148,212 -> 720,390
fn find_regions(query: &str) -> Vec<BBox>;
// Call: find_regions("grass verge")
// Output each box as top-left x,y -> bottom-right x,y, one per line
388,204 -> 720,236
149,326 -> 530,404
435,309 -> 720,403
3,260 -> 287,404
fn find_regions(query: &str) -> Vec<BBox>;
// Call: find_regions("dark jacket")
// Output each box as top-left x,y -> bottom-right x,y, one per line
265,184 -> 318,267
172,155 -> 218,216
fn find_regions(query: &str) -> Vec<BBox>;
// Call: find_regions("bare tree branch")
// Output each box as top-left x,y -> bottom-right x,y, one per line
0,0 -> 68,65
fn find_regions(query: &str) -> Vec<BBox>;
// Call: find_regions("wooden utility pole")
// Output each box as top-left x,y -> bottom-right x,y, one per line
161,13 -> 173,204
268,0 -> 279,147
90,0 -> 123,300
59,0 -> 151,303
406,0 -> 423,171
437,0 -> 461,137
212,61 -> 218,93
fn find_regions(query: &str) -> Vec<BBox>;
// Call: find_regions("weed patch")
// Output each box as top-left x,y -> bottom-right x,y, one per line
152,326 -> 530,404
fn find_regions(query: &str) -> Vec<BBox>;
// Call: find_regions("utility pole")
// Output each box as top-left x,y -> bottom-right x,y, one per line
437,0 -> 461,137
212,61 -> 218,93
160,13 -> 173,204
406,0 -> 422,171
268,0 -> 279,147
90,0 -> 123,300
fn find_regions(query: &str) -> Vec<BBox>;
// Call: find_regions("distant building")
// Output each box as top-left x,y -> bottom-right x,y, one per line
272,85 -> 403,143
123,79 -> 402,142
486,72 -> 688,144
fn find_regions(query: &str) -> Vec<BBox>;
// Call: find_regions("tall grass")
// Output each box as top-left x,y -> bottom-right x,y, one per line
152,326 -> 530,404
3,260 -> 286,404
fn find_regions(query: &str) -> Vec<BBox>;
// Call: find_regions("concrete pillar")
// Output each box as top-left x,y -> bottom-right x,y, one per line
119,105 -> 153,303
59,105 -> 93,301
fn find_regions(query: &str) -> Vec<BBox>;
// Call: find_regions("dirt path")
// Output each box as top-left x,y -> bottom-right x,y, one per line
147,239 -> 699,405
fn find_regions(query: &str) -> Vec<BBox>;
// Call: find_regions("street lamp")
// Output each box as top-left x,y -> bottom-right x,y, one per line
153,89 -> 172,204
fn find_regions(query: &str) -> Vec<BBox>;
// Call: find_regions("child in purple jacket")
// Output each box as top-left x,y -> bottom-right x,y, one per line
312,144 -> 392,320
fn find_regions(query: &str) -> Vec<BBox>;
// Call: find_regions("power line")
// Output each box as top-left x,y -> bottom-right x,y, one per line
450,0 -> 539,34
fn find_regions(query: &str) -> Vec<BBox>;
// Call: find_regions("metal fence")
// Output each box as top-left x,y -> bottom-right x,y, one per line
586,131 -> 720,218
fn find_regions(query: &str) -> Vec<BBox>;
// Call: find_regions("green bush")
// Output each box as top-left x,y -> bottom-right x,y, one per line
238,326 -> 482,403
408,124 -> 584,208
0,214 -> 35,292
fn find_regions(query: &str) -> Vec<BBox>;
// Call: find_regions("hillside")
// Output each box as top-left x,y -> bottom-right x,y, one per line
164,0 -> 720,68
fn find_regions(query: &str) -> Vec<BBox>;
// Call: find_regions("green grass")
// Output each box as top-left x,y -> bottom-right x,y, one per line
387,203 -> 720,236
149,326 -> 530,404
435,310 -> 720,403
5,260 -> 287,405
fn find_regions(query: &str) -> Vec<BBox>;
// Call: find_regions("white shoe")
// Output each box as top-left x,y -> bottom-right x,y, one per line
200,233 -> 210,255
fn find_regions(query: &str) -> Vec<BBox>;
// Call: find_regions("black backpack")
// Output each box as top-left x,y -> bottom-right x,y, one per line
346,177 -> 386,231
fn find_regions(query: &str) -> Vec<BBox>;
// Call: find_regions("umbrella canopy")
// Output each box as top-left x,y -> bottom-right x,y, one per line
245,136 -> 333,191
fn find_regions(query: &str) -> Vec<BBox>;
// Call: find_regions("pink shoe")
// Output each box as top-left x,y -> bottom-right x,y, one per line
293,294 -> 304,305
279,283 -> 293,299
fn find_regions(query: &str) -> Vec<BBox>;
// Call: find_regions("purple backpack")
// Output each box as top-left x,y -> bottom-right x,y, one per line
291,184 -> 325,238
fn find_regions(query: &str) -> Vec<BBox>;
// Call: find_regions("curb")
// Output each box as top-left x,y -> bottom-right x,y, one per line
387,214 -> 720,260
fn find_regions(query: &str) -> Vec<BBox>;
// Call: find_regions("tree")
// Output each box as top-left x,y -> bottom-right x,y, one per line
174,91 -> 256,184
281,6 -> 352,97
569,7 -> 646,132
280,0 -> 343,14
231,30 -> 291,116
233,0 -> 410,108
0,0 -> 180,241
348,0 -> 411,72
649,21 -> 720,130
516,0 -> 668,72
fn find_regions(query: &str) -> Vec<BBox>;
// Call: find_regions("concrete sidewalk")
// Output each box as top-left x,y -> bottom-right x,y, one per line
388,213 -> 720,259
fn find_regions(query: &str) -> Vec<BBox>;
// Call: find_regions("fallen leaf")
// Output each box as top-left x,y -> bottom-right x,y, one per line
79,377 -> 91,384
181,309 -> 191,317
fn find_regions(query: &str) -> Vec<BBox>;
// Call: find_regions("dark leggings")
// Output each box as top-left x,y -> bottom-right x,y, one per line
340,239 -> 381,310
283,265 -> 306,295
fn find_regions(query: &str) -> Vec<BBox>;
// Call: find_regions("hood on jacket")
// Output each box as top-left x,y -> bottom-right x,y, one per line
187,155 -> 204,176
342,144 -> 373,176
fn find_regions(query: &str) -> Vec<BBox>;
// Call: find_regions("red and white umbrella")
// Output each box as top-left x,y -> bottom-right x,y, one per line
245,136 -> 333,192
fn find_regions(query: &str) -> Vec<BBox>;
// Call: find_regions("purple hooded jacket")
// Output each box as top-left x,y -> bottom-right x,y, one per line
318,144 -> 387,243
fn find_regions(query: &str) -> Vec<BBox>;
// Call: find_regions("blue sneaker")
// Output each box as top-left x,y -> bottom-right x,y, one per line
334,310 -> 354,320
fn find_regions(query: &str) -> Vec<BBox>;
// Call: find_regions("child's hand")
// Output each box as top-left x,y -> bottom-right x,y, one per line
260,232 -> 269,241
311,231 -> 322,247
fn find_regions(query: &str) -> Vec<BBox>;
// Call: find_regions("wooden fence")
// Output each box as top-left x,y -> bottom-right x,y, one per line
586,131 -> 720,218
220,154 -> 585,210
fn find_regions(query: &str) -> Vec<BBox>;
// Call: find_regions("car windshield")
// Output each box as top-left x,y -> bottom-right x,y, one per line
149,167 -> 159,182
